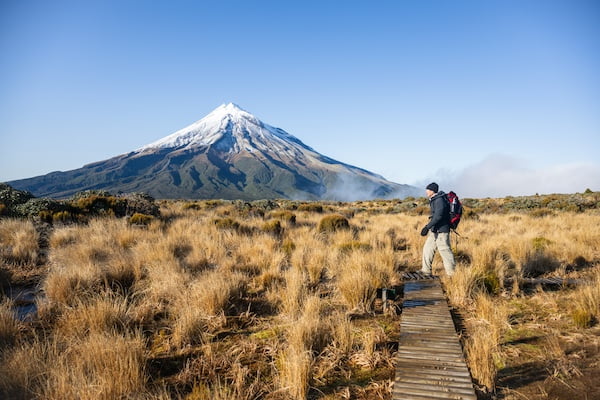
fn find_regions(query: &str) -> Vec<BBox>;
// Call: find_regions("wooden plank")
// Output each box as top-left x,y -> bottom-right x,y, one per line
393,381 -> 478,396
396,373 -> 473,384
392,384 -> 477,400
393,278 -> 477,400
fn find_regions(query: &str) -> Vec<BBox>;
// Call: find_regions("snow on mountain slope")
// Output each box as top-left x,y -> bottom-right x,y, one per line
139,103 -> 313,156
137,103 -> 387,182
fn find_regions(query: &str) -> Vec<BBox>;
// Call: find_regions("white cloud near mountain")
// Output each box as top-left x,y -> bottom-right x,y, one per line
424,154 -> 600,198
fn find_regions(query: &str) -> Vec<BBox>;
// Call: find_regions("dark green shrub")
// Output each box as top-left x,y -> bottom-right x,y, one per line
0,183 -> 34,208
482,271 -> 501,295
298,203 -> 324,213
128,213 -> 154,225
318,214 -> 350,233
531,237 -> 552,251
71,194 -> 126,217
38,210 -> 53,224
14,198 -> 65,217
53,211 -> 75,224
122,193 -> 160,217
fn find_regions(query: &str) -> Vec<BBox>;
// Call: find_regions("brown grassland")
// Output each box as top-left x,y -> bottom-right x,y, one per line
1,194 -> 599,399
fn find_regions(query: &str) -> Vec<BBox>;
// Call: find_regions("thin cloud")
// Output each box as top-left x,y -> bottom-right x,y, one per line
424,154 -> 600,198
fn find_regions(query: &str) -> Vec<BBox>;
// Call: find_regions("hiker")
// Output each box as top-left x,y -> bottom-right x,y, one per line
420,182 -> 456,277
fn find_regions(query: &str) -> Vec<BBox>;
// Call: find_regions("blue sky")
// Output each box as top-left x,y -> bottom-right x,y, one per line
1,0 -> 599,197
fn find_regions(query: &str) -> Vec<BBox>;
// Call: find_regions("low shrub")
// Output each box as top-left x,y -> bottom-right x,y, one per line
298,203 -> 324,213
52,211 -> 75,224
14,198 -> 65,218
531,237 -> 552,251
482,271 -> 501,295
128,213 -> 154,226
71,194 -> 127,217
0,183 -> 34,208
0,203 -> 6,216
122,192 -> 160,216
317,214 -> 350,233
529,208 -> 554,218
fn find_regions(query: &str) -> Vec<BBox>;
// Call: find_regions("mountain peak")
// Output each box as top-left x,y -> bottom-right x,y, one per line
214,102 -> 246,114
138,103 -> 262,151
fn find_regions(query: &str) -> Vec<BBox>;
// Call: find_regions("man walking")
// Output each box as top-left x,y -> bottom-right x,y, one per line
420,182 -> 456,277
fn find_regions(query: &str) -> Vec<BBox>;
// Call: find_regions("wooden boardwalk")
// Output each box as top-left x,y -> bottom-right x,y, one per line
393,273 -> 477,400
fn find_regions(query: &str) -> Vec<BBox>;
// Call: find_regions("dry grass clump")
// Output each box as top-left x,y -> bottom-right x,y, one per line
570,270 -> 600,328
128,212 -> 154,225
277,346 -> 313,399
337,251 -> 389,312
0,219 -> 39,265
261,219 -> 283,236
318,214 -> 350,233
0,300 -> 20,349
298,203 -> 324,213
54,294 -> 130,339
0,331 -> 147,400
464,294 -> 508,391
269,210 -> 297,225
45,331 -> 146,400
170,270 -> 247,348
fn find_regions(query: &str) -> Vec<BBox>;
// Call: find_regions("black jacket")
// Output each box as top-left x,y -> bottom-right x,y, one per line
426,191 -> 451,233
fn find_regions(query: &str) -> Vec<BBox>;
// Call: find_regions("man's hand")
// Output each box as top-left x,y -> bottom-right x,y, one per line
420,226 -> 429,236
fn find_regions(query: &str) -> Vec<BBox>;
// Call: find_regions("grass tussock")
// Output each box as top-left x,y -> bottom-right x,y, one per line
0,300 -> 20,349
0,219 -> 39,265
318,214 -> 350,233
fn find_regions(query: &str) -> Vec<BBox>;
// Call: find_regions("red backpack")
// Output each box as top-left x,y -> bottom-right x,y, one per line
446,191 -> 463,230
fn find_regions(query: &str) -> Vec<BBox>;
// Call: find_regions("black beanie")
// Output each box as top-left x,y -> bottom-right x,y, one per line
426,182 -> 439,193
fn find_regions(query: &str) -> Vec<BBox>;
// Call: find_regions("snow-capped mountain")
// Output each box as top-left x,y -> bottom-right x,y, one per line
8,103 -> 419,200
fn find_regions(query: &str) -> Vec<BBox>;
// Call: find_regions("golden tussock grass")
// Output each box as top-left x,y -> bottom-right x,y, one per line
0,299 -> 20,349
0,331 -> 147,400
0,219 -> 39,265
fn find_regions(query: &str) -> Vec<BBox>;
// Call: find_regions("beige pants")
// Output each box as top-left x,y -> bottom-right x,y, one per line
421,231 -> 456,276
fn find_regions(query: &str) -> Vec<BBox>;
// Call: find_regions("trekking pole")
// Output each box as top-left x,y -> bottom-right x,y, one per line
451,229 -> 460,253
